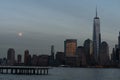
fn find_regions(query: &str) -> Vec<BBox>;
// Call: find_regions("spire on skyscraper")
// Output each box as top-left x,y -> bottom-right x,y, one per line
96,7 -> 97,17
95,7 -> 99,19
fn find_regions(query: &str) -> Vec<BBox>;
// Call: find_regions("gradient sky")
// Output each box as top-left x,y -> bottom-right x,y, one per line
0,0 -> 120,58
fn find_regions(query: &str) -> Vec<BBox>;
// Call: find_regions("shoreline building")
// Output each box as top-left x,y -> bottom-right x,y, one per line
118,32 -> 120,49
49,45 -> 55,66
99,41 -> 110,66
64,39 -> 77,57
84,39 -> 93,65
17,54 -> 22,64
24,50 -> 30,66
93,8 -> 101,64
64,39 -> 77,66
7,48 -> 15,66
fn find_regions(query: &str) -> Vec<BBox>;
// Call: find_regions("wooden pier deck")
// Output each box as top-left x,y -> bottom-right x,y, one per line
0,66 -> 50,75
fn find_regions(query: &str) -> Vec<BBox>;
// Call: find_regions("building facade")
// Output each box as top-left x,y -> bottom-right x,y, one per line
7,48 -> 15,66
24,50 -> 29,66
17,54 -> 22,64
99,41 -> 110,66
76,46 -> 86,66
64,39 -> 77,57
93,9 -> 101,63
49,45 -> 55,66
84,39 -> 93,65
55,52 -> 65,66
118,32 -> 120,49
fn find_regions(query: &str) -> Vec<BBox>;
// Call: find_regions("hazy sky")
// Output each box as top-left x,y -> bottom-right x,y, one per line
0,0 -> 120,58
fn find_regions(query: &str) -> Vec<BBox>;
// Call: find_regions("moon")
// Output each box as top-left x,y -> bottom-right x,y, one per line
18,32 -> 23,37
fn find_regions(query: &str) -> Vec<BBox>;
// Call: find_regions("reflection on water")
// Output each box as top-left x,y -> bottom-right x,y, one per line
0,68 -> 120,80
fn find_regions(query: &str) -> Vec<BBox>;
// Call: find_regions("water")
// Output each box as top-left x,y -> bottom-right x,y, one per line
0,68 -> 120,80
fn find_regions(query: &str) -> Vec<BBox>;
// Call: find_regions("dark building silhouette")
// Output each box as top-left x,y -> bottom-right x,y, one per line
17,54 -> 22,64
55,52 -> 65,66
31,55 -> 38,66
49,45 -> 55,66
111,32 -> 120,67
37,55 -> 49,66
65,56 -> 77,67
84,39 -> 93,65
76,46 -> 86,66
24,50 -> 29,66
118,32 -> 120,49
28,54 -> 32,66
7,48 -> 15,66
93,8 -> 101,63
111,48 -> 116,65
51,45 -> 55,60
64,39 -> 77,57
99,41 -> 110,66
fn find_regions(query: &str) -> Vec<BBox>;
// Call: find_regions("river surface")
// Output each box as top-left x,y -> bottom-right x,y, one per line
0,67 -> 120,80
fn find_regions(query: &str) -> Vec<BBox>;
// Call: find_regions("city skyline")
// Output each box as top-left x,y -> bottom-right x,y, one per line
0,0 -> 120,57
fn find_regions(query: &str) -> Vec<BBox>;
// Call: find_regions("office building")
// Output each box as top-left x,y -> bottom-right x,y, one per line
84,39 -> 93,65
24,50 -> 29,66
93,8 -> 101,63
118,32 -> 120,49
76,46 -> 86,66
64,39 -> 77,57
7,48 -> 15,66
99,41 -> 110,66
17,54 -> 22,64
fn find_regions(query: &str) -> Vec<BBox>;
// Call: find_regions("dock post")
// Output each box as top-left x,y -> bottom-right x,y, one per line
11,69 -> 13,74
40,69 -> 42,75
43,69 -> 45,75
6,69 -> 8,74
1,69 -> 3,74
33,69 -> 34,74
47,69 -> 48,75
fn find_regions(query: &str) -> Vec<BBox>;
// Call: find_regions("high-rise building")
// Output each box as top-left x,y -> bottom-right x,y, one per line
17,54 -> 22,64
7,48 -> 15,66
37,55 -> 49,66
99,41 -> 110,66
84,39 -> 93,56
31,55 -> 38,66
64,39 -> 77,57
49,45 -> 55,66
76,46 -> 86,66
24,50 -> 29,66
51,45 -> 55,60
55,52 -> 65,66
93,8 -> 101,63
84,39 -> 93,65
111,32 -> 120,65
118,32 -> 120,49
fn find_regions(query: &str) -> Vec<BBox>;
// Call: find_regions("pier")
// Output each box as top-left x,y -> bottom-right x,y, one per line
0,66 -> 50,75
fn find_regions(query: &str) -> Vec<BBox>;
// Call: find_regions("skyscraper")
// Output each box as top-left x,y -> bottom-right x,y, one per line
84,39 -> 93,56
118,32 -> 120,49
7,48 -> 15,65
64,39 -> 77,57
84,39 -> 93,65
93,8 -> 101,63
17,54 -> 22,64
99,41 -> 110,66
49,45 -> 55,66
51,45 -> 55,60
24,50 -> 29,66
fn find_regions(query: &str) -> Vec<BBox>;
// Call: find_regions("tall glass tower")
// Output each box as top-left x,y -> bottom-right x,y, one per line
93,8 -> 101,63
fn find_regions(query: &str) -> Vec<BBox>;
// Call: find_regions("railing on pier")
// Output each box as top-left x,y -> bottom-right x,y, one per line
0,66 -> 51,75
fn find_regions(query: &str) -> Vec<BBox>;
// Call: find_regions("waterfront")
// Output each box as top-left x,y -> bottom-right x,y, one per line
0,68 -> 120,80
